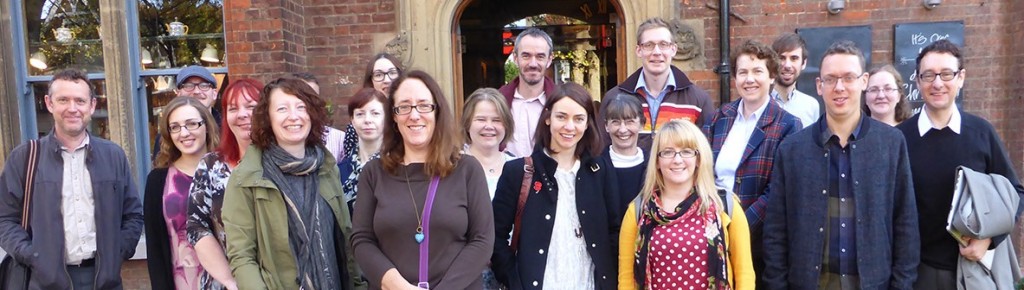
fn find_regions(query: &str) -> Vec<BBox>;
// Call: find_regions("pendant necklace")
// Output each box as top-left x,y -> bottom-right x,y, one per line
405,167 -> 426,243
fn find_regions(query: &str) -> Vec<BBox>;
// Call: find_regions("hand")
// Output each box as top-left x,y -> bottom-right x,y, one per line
959,237 -> 991,262
381,268 -> 422,290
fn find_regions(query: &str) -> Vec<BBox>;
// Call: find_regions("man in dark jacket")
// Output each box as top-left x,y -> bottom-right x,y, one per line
763,41 -> 919,290
0,69 -> 144,290
601,17 -> 714,151
498,28 -> 557,157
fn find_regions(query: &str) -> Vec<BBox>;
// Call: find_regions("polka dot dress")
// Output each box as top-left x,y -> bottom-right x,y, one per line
648,205 -> 708,289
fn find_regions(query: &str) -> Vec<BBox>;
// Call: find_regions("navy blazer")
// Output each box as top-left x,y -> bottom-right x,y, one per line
491,149 -> 619,290
763,116 -> 919,290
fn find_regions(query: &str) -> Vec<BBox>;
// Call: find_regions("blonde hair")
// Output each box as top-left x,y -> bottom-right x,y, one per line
639,120 -> 722,214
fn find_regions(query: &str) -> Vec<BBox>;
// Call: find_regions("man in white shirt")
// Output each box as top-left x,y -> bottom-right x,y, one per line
771,33 -> 821,128
497,28 -> 558,157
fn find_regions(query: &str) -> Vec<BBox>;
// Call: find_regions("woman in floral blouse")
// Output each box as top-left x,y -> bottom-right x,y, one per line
185,78 -> 263,290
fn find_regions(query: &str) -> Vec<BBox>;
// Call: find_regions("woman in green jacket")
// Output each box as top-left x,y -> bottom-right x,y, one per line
222,77 -> 366,290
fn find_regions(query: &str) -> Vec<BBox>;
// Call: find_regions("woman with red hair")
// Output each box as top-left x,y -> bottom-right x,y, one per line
185,78 -> 264,290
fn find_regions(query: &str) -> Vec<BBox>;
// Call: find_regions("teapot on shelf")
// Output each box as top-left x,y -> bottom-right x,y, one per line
165,17 -> 189,36
52,25 -> 76,43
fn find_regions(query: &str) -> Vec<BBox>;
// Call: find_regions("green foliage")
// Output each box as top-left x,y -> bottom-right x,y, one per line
504,59 -> 520,84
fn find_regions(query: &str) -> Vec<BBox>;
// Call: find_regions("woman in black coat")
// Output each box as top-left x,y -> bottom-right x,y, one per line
491,83 -> 619,290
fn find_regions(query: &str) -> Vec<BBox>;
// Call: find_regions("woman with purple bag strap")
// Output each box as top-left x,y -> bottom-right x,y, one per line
352,71 -> 494,289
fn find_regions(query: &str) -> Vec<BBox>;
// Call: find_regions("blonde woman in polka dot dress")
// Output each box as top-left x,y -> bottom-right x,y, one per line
617,120 -> 755,290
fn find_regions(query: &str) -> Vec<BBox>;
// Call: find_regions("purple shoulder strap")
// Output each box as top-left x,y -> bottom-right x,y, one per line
418,176 -> 440,288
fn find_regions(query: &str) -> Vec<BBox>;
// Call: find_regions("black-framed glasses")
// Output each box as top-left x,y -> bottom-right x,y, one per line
372,69 -> 400,82
658,148 -> 698,159
393,104 -> 436,115
169,120 -> 204,133
918,70 -> 961,83
866,87 -> 899,96
178,82 -> 215,92
639,41 -> 675,52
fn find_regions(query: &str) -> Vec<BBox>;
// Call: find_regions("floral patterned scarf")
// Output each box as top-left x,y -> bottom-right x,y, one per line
634,190 -> 730,290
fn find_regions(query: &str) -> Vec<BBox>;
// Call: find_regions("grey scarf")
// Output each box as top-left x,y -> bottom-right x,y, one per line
262,144 -> 343,289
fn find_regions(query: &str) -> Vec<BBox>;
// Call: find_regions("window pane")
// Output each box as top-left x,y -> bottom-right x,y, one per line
138,1 -> 226,70
24,0 -> 105,75
31,80 -> 110,140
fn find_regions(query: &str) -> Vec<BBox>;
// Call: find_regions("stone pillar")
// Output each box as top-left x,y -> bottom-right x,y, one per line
97,0 -> 140,181
0,0 -> 23,166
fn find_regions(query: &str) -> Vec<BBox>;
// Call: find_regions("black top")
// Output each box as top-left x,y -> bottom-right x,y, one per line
897,111 -> 1024,270
144,168 -> 175,290
599,148 -> 648,216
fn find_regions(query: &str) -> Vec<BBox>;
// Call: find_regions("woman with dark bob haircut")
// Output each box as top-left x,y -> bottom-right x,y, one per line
492,82 -> 619,289
222,77 -> 365,289
352,70 -> 494,289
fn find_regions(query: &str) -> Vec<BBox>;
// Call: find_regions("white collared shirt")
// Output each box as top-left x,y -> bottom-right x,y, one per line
61,137 -> 97,265
917,104 -> 962,136
507,89 -> 547,157
715,99 -> 769,193
542,157 -> 596,290
771,88 -> 820,128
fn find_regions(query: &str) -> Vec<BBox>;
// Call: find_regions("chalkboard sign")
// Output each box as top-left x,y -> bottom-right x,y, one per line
893,21 -> 965,115
795,25 -> 873,114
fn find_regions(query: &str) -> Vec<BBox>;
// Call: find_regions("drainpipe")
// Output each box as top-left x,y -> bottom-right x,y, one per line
716,0 -> 731,106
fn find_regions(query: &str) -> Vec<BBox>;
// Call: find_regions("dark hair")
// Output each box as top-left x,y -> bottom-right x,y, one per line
636,17 -> 673,44
821,40 -> 866,72
772,33 -> 808,62
290,72 -> 318,85
462,88 -> 515,148
864,64 -> 912,123
48,69 -> 96,99
916,39 -> 964,72
217,78 -> 264,166
514,27 -> 554,55
732,39 -> 781,79
155,96 -> 220,168
362,53 -> 404,89
601,93 -> 646,126
251,77 -> 328,150
380,70 -> 462,177
348,87 -> 388,117
534,82 -> 603,158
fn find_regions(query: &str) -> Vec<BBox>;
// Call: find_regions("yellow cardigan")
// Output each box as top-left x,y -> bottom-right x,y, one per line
617,196 -> 755,290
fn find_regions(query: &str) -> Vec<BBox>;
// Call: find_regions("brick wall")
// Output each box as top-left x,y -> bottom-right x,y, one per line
225,0 -> 397,126
675,0 -> 1022,177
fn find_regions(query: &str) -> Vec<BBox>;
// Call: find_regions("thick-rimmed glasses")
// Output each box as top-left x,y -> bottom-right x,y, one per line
393,104 -> 436,115
918,70 -> 960,83
179,82 -> 214,92
169,120 -> 204,133
372,69 -> 400,82
639,41 -> 675,52
658,148 -> 698,159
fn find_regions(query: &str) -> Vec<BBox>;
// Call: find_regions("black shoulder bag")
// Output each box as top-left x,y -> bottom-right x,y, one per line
0,140 -> 39,290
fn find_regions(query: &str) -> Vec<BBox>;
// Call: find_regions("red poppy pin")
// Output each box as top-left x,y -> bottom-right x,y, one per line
533,181 -> 542,192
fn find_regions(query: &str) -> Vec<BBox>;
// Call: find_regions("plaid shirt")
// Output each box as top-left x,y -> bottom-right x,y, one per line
703,99 -> 802,235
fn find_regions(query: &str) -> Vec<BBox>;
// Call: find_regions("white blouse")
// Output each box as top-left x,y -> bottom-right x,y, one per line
542,159 -> 596,290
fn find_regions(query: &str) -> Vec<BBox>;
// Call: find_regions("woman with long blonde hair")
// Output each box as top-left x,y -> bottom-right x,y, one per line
618,119 -> 755,290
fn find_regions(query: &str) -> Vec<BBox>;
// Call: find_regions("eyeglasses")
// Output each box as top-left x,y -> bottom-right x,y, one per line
372,69 -> 400,82
639,41 -> 675,52
179,82 -> 214,92
918,70 -> 960,83
393,104 -> 437,115
607,119 -> 639,127
819,74 -> 862,87
866,87 -> 899,96
658,148 -> 698,159
169,120 -> 204,133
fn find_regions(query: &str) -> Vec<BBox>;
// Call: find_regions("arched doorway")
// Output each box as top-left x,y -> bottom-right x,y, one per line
393,0 -> 674,108
453,0 -> 626,103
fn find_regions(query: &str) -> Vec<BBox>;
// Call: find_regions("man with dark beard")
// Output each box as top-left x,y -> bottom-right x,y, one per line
498,28 -> 557,157
771,33 -> 820,128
